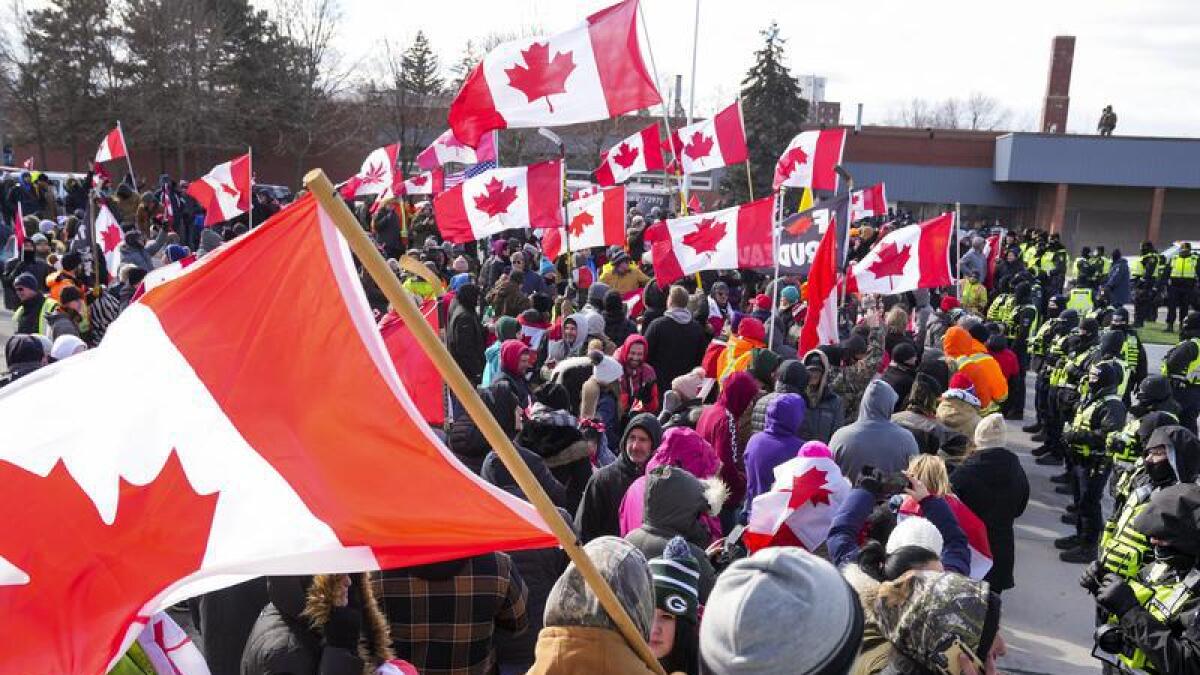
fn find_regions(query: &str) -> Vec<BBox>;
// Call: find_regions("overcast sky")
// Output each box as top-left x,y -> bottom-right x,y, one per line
333,0 -> 1198,137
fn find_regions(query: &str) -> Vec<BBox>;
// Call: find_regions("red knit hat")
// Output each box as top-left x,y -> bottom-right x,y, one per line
949,372 -> 974,390
940,296 -> 960,312
738,317 -> 766,343
754,294 -> 772,311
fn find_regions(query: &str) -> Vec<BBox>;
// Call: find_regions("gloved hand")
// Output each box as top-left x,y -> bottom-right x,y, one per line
323,605 -> 362,650
855,466 -> 884,498
1080,561 -> 1105,594
1096,574 -> 1140,618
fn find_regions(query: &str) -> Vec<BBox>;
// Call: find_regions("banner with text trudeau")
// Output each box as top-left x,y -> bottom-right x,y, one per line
647,196 -> 774,285
775,192 -> 851,276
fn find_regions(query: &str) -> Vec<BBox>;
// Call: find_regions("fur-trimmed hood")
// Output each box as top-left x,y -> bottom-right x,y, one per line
303,573 -> 393,672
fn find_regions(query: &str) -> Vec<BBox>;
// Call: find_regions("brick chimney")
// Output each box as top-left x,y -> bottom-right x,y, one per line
1040,36 -> 1075,133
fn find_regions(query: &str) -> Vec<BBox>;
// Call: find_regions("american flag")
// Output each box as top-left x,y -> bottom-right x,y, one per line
443,160 -> 497,189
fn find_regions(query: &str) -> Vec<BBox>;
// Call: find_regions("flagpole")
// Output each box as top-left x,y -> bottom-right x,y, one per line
89,188 -> 100,295
247,146 -> 254,230
636,1 -> 686,215
768,186 -> 783,346
954,201 -> 961,297
117,120 -> 136,190
303,168 -> 667,675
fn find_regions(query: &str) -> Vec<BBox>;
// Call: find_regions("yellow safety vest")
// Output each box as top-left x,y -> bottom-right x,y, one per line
11,297 -> 59,336
1116,563 -> 1200,673
1021,244 -> 1040,268
1066,288 -> 1094,312
1171,254 -> 1197,280
1066,393 -> 1120,457
1100,482 -> 1154,581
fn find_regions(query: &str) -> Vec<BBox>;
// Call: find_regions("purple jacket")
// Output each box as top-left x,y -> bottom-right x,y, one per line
743,393 -> 807,514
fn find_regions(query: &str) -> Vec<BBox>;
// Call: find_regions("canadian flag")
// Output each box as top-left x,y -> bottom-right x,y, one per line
667,100 -> 747,175
899,494 -> 993,581
847,213 -> 954,296
132,254 -> 198,303
594,123 -> 664,186
10,202 -> 25,256
984,232 -> 1004,288
187,153 -> 252,226
94,204 -> 123,283
434,160 -> 564,244
799,215 -> 840,354
773,128 -> 847,191
135,612 -> 209,675
448,0 -> 661,147
379,301 -> 445,427
416,130 -> 497,171
744,455 -> 850,552
849,183 -> 888,222
401,168 -> 445,196
95,126 -> 128,164
647,196 -> 774,285
345,143 -> 402,198
0,194 -> 555,675
543,186 -> 626,260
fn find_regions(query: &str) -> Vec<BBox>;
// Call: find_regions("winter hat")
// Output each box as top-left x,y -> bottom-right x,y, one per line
61,251 -> 82,271
949,371 -> 974,391
748,348 -> 782,388
164,244 -> 190,263
452,255 -> 469,272
753,293 -> 771,311
886,516 -> 943,556
940,296 -> 960,311
494,315 -> 520,341
13,273 -> 38,291
650,536 -> 701,623
875,571 -> 1001,671
975,413 -> 1007,449
29,233 -> 47,245
50,334 -> 87,361
585,312 -> 606,338
781,285 -> 800,304
737,317 -> 766,343
967,322 -> 990,345
672,367 -> 707,401
1133,482 -> 1200,556
38,219 -> 55,234
448,272 -> 471,292
891,342 -> 918,366
539,258 -> 557,277
799,440 -> 833,459
531,293 -> 553,315
700,547 -> 864,675
587,281 -> 611,307
589,351 -> 622,385
59,285 -> 83,305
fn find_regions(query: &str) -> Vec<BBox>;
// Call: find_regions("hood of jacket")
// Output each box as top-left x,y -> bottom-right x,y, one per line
765,393 -> 807,437
1146,425 -> 1200,484
718,370 -> 760,418
616,333 -> 650,370
641,466 -> 711,535
499,338 -> 532,377
560,313 -> 589,354
941,325 -> 985,359
875,571 -> 999,673
801,348 -> 833,399
544,536 -> 654,638
301,573 -> 393,666
775,359 -> 806,395
620,413 -> 664,462
859,379 -> 899,422
664,306 -> 693,324
5,334 -> 44,366
645,426 -> 721,479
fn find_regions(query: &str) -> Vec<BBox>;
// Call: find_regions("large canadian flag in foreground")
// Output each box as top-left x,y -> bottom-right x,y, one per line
187,153 -> 252,226
847,213 -> 954,296
773,128 -> 846,191
0,195 -> 555,674
543,186 -> 626,260
448,0 -> 661,147
667,100 -> 747,174
799,215 -> 840,355
647,196 -> 774,285
434,160 -> 563,243
417,129 -> 497,170
594,124 -> 663,186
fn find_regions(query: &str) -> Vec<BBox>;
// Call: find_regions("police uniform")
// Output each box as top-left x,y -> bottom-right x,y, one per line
1160,323 -> 1200,434
1166,248 -> 1199,331
1132,245 -> 1167,327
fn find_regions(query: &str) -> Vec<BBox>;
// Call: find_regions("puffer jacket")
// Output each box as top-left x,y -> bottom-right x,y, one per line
517,404 -> 594,513
618,427 -> 725,542
623,466 -> 717,601
743,393 -> 807,511
941,326 -> 1008,409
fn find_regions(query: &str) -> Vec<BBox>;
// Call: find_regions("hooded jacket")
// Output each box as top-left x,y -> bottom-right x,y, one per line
950,443 -> 1029,592
744,394 -> 807,512
749,359 -> 806,434
528,537 -> 657,675
801,350 -> 845,443
941,326 -> 1008,408
696,371 -> 761,507
494,339 -> 534,407
516,403 -> 594,512
618,427 -> 725,542
544,313 -> 588,365
241,574 -> 393,675
615,333 -> 659,416
447,284 -> 487,385
624,466 -> 718,601
874,571 -> 1000,675
1,334 -> 45,387
716,318 -> 767,383
1145,426 -> 1200,485
644,306 -> 709,396
482,317 -> 520,386
601,290 -> 637,346
574,414 -> 664,543
830,380 -> 919,481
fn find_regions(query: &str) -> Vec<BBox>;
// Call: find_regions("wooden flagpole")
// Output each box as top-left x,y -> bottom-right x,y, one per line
89,187 -> 100,295
117,120 -> 137,190
303,168 -> 667,675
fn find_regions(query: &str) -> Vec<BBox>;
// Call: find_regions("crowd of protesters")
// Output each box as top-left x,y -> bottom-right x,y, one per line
3,174 -> 1199,675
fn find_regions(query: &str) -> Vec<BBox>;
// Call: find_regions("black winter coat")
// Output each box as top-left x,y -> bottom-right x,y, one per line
574,451 -> 642,544
644,312 -> 708,396
446,298 -> 487,385
195,577 -> 270,675
950,446 -> 1030,591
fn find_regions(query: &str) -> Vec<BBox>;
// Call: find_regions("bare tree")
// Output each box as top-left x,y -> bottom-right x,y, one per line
888,98 -> 935,128
934,97 -> 962,129
963,91 -> 1011,130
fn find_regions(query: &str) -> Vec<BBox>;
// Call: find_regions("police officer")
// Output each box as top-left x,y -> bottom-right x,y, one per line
1083,481 -> 1200,674
1025,298 -> 1071,435
1037,316 -> 1100,468
1109,308 -> 1148,401
1004,282 -> 1040,420
1075,246 -> 1097,289
1132,241 -> 1167,328
1042,232 -> 1069,296
1161,311 -> 1200,434
1167,242 -> 1200,332
1095,245 -> 1113,281
1057,360 -> 1127,564
1108,383 -> 1181,503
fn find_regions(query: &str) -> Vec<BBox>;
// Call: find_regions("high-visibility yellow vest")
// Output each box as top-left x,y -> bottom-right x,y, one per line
1100,482 -> 1154,580
1066,287 -> 1094,312
1171,254 -> 1197,280
1022,244 -> 1040,268
1067,393 -> 1121,457
11,297 -> 59,336
1117,563 -> 1200,673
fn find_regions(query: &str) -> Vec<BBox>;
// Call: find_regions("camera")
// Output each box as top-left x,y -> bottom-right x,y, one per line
1093,623 -> 1126,661
881,473 -> 912,495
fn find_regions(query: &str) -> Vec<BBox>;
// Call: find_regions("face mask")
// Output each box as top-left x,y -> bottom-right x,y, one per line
1146,459 -> 1177,487
1130,401 -> 1151,417
1153,544 -> 1196,569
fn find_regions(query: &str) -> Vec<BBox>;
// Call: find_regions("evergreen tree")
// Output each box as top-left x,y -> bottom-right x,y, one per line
721,22 -> 807,203
400,31 -> 443,96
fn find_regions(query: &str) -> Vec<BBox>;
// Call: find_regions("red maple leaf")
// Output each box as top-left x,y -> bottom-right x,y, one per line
785,214 -> 814,236
101,225 -> 123,253
778,146 -> 809,178
0,452 -> 218,674
473,177 -> 520,217
505,42 -> 576,112
787,467 -> 832,509
220,182 -> 240,197
410,174 -> 428,186
681,217 -> 726,255
360,161 -> 387,186
867,240 -> 912,290
683,131 -> 715,162
612,142 -> 640,169
569,210 -> 594,238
